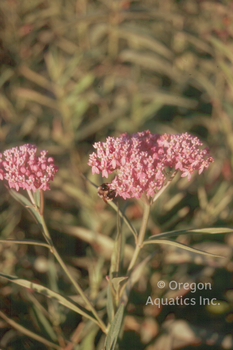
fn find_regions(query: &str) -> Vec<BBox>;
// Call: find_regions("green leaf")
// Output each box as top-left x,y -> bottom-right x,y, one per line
80,324 -> 99,350
9,189 -> 53,246
188,227 -> 233,234
105,303 -> 124,350
0,272 -> 99,325
143,239 -> 225,258
109,201 -> 138,240
120,253 -> 155,306
81,174 -> 137,240
110,225 -> 121,279
106,284 -> 114,323
111,277 -> 128,295
33,189 -> 41,209
9,189 -> 41,224
0,239 -> 50,249
110,205 -> 125,279
147,227 -> 233,240
117,204 -> 125,277
0,310 -> 61,350
32,306 -> 58,342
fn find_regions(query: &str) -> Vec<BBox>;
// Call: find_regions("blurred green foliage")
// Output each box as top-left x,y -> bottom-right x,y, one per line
0,0 -> 233,349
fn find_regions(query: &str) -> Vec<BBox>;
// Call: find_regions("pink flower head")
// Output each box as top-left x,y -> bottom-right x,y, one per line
88,131 -> 214,199
0,144 -> 58,192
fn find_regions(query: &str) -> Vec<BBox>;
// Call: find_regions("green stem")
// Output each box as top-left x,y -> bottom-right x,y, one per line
26,189 -> 36,206
127,203 -> 150,272
152,170 -> 177,203
26,190 -> 107,333
39,215 -> 107,334
40,214 -> 54,249
127,172 -> 177,271
39,189 -> 44,215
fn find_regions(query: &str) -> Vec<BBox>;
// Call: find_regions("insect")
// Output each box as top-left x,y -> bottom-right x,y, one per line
97,183 -> 116,203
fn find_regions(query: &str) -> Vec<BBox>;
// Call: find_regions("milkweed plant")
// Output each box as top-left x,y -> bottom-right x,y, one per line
0,131 -> 230,350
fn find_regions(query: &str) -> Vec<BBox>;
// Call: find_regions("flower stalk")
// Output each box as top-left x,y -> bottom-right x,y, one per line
152,170 -> 177,203
127,203 -> 150,272
127,171 -> 178,272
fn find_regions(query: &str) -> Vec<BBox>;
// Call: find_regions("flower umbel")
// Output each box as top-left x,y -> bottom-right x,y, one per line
0,144 -> 58,191
88,131 -> 214,199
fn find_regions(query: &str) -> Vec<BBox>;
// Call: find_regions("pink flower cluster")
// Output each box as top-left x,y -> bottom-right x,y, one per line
88,130 -> 214,199
0,144 -> 58,192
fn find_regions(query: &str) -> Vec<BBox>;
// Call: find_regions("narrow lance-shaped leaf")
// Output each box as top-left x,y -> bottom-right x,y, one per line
0,273 -> 100,326
9,189 -> 53,246
111,277 -> 128,295
120,252 -> 156,306
0,239 -> 50,249
32,306 -> 58,342
10,189 -> 53,246
105,303 -> 125,350
117,203 -> 125,276
143,239 -> 225,258
9,189 -> 41,224
147,227 -> 233,240
33,189 -> 41,209
107,205 -> 127,320
106,284 -> 115,324
80,173 -> 138,240
109,201 -> 138,241
110,204 -> 124,279
0,310 -> 61,350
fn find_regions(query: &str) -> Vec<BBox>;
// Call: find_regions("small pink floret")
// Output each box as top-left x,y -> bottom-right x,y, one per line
0,169 -> 4,180
20,166 -> 26,174
88,130 -> 214,199
32,165 -> 39,172
0,144 -> 58,192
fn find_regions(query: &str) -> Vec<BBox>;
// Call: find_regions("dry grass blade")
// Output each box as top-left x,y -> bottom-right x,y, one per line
0,95 -> 17,120
75,106 -> 129,141
140,90 -> 198,108
179,32 -> 213,54
118,27 -> 174,59
14,88 -> 58,109
18,65 -> 53,91
210,36 -> 233,63
119,50 -> 180,81
0,68 -> 14,88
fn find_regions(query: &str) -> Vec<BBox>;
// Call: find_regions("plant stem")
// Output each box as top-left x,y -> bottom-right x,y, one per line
152,170 -> 177,203
39,215 -> 107,334
52,247 -> 107,333
26,191 -> 107,333
127,203 -> 150,272
39,189 -> 44,215
26,189 -> 36,206
127,171 -> 177,272
40,214 -> 54,249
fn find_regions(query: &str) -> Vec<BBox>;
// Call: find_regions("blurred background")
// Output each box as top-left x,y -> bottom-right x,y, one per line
0,0 -> 233,349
